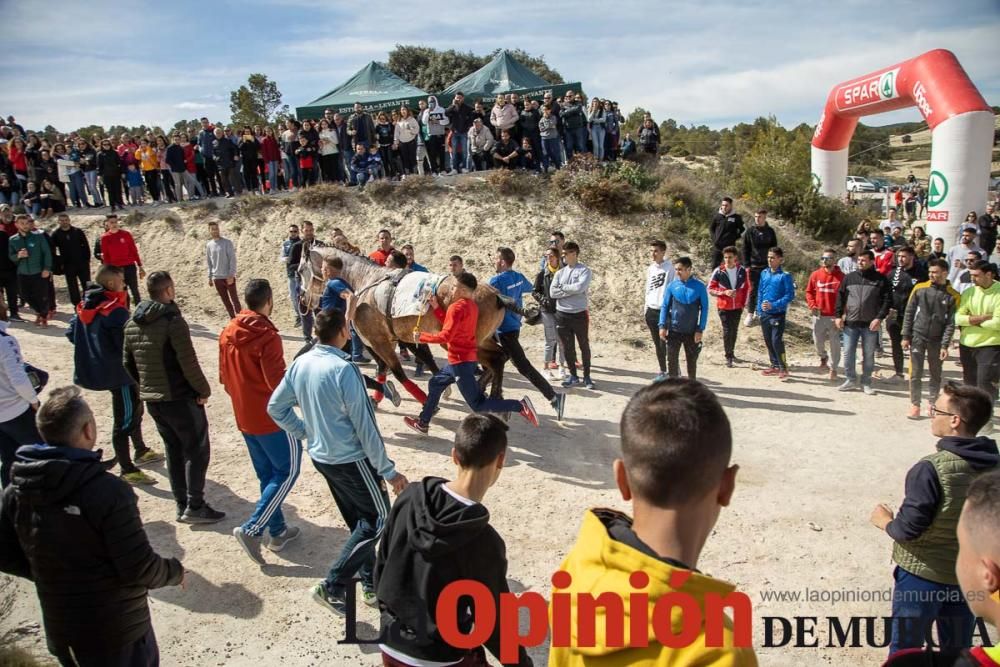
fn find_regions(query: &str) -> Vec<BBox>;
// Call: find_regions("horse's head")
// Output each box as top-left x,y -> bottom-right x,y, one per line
299,244 -> 386,311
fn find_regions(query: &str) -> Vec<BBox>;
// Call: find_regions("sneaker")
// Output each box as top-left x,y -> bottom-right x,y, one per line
743,312 -> 754,327
8,314 -> 24,322
404,416 -> 429,434
863,385 -> 876,396
133,448 -> 164,466
121,470 -> 157,486
726,358 -> 734,368
442,385 -> 452,401
180,504 -> 226,524
777,370 -> 790,380
837,379 -> 858,392
383,380 -> 402,408
352,356 -> 372,365
562,375 -> 580,388
519,397 -> 539,427
550,393 -> 566,421
266,526 -> 301,552
583,376 -> 596,390
907,404 -> 921,419
653,372 -> 668,383
362,590 -> 379,607
311,583 -> 347,616
233,526 -> 265,565
761,367 -> 780,376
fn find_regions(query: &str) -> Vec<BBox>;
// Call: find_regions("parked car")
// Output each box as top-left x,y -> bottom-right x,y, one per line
846,176 -> 878,192
868,177 -> 890,192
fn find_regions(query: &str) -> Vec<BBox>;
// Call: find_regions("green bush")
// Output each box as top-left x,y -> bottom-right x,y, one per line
603,160 -> 657,191
669,145 -> 690,157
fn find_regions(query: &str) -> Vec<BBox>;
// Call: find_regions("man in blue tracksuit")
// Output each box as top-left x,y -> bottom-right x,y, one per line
489,247 -> 566,420
756,247 -> 796,377
267,308 -> 409,615
658,257 -> 709,381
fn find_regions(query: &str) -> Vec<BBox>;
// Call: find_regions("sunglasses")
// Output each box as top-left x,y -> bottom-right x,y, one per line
821,256 -> 835,261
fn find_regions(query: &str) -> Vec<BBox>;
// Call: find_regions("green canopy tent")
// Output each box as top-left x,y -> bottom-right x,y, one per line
437,50 -> 582,106
296,62 -> 430,120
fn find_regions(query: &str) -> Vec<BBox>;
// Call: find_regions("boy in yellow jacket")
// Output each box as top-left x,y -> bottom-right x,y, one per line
548,378 -> 757,666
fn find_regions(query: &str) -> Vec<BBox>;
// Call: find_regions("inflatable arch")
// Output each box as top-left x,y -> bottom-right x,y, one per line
811,49 -> 994,242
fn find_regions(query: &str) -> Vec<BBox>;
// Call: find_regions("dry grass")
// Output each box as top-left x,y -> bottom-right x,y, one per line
485,169 -> 542,197
294,183 -> 349,209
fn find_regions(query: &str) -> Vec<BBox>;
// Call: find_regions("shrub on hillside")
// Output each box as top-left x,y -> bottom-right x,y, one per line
295,183 -> 348,209
222,193 -> 277,219
485,169 -> 539,197
785,188 -> 862,244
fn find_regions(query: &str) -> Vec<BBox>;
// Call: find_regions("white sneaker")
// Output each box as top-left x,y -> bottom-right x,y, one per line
863,385 -> 876,396
743,313 -> 754,327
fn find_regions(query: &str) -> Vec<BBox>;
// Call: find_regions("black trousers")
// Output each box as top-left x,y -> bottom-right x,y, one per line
17,273 -> 49,316
105,175 -> 124,208
959,344 -> 1000,405
555,310 -> 591,377
110,384 -> 147,474
202,156 -> 219,196
426,135 -> 445,173
52,625 -> 159,667
146,399 -> 210,512
498,329 -> 555,400
887,316 -> 905,375
667,331 -> 700,379
0,406 -> 41,488
746,267 -> 764,313
644,307 -> 666,373
62,263 -> 90,307
120,264 -> 140,306
143,170 -> 161,202
0,271 -> 17,318
398,140 -> 417,174
719,309 -> 742,360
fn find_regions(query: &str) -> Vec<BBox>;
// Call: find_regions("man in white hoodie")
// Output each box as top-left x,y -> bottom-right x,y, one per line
420,96 -> 449,176
644,240 -> 676,378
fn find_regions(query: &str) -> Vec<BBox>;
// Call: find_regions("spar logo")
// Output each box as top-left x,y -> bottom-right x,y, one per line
912,81 -> 934,118
837,68 -> 899,111
927,171 -> 949,207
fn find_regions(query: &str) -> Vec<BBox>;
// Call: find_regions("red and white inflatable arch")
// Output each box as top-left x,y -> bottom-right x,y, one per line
811,49 -> 994,242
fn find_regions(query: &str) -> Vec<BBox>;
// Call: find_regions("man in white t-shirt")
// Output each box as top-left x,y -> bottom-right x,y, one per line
947,226 -> 986,287
644,240 -> 676,376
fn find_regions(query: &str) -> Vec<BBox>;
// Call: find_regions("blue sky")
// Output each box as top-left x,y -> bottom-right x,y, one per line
1,0 -> 997,133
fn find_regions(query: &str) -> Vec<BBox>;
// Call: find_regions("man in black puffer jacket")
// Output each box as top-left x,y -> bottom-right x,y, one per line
0,386 -> 183,666
710,196 -> 745,269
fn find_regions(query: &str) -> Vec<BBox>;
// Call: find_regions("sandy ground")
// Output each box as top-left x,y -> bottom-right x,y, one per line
2,193 -> 998,665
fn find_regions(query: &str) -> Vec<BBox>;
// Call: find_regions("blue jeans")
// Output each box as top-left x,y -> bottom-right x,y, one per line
590,125 -> 606,160
542,137 -> 563,170
267,160 -> 279,193
283,156 -> 299,188
450,133 -> 469,172
241,430 -> 302,537
83,170 -> 103,205
312,458 -> 389,595
843,325 -> 878,385
351,169 -> 369,187
889,566 -> 975,656
419,361 -> 523,425
68,171 -> 86,206
760,312 -> 787,370
564,127 -> 587,159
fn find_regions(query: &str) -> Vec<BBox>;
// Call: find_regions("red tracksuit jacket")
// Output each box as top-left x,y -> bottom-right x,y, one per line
805,266 -> 845,316
100,230 -> 142,268
419,297 -> 479,364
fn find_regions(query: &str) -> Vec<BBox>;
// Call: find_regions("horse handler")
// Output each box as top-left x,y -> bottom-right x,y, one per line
404,272 -> 539,434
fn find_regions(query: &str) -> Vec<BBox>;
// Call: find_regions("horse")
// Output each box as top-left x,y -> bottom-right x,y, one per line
298,243 -> 510,407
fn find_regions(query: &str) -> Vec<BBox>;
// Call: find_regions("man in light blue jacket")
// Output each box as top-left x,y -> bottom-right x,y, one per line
756,247 -> 796,378
267,308 -> 408,616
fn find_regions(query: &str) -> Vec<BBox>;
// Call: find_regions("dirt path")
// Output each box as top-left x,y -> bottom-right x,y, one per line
7,308 -> 996,666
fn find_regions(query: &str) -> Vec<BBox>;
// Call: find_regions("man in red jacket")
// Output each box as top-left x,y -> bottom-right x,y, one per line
806,248 -> 845,379
220,279 -> 302,564
707,245 -> 750,368
870,229 -> 896,276
99,214 -> 144,305
404,272 -> 538,434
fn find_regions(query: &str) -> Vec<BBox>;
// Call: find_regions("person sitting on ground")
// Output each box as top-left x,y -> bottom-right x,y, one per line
516,137 -> 537,172
375,414 -> 533,667
0,386 -> 184,666
350,143 -> 370,188
549,379 -> 757,666
491,129 -> 518,170
871,382 -> 999,657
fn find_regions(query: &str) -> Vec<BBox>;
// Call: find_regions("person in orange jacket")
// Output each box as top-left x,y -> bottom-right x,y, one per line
219,278 -> 303,564
404,272 -> 539,434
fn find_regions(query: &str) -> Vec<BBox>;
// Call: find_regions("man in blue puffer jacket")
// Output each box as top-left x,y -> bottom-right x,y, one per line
756,247 -> 796,378
658,257 -> 709,382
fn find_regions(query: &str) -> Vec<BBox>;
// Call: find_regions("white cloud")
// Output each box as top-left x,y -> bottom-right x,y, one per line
174,102 -> 216,110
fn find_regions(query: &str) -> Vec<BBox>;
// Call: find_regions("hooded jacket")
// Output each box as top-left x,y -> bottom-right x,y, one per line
709,263 -> 751,311
66,285 -> 133,390
742,224 -> 777,269
901,280 -> 960,346
548,509 -> 758,667
490,102 -> 519,132
50,225 -> 90,270
123,300 -> 211,402
889,265 -> 921,317
835,267 -> 891,327
374,477 -> 531,666
0,444 -> 182,654
0,321 -> 36,422
421,97 -> 450,137
659,276 -> 709,333
219,310 -> 286,435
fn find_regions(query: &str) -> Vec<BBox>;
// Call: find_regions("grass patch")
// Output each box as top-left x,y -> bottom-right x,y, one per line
295,184 -> 349,209
485,169 -> 540,197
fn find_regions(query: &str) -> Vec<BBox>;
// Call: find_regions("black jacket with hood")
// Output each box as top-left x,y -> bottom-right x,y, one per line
0,444 -> 182,654
886,436 -> 1000,542
374,477 -> 532,666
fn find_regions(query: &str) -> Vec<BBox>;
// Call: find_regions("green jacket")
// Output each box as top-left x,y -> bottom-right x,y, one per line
8,232 -> 52,276
955,281 -> 1000,347
122,300 -> 211,402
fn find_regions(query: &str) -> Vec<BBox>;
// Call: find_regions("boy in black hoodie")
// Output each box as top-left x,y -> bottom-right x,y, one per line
374,413 -> 532,667
871,381 -> 999,657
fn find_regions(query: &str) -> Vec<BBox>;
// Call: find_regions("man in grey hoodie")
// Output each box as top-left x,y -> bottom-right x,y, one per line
551,241 -> 594,390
